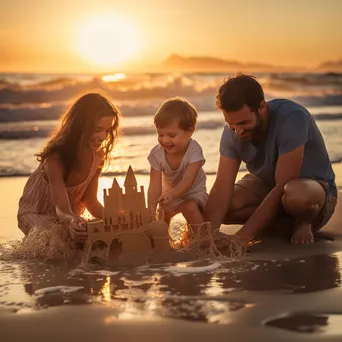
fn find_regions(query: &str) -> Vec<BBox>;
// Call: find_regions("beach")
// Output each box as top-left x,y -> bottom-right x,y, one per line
1,165 -> 342,341
1,71 -> 342,340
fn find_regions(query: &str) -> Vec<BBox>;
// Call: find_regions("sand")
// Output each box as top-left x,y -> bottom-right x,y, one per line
1,165 -> 342,341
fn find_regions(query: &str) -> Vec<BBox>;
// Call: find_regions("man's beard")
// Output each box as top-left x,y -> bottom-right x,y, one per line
248,111 -> 265,144
252,111 -> 263,134
240,111 -> 263,138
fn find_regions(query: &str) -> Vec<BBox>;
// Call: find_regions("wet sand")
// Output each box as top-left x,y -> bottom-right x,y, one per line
1,165 -> 342,341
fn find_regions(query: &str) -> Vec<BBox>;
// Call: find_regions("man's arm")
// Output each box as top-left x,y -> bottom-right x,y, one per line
236,145 -> 305,242
205,156 -> 241,231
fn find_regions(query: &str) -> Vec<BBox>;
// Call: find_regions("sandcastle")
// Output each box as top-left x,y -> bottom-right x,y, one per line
84,166 -> 230,263
85,166 -> 170,262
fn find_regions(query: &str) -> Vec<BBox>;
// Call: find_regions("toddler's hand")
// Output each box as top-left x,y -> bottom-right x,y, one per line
69,216 -> 88,242
157,192 -> 173,206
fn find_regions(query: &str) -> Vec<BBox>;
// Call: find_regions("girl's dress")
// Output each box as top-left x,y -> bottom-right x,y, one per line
17,152 -> 102,235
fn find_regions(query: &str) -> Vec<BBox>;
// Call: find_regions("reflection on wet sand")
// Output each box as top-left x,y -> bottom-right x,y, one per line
265,312 -> 342,335
0,252 -> 341,324
217,254 -> 341,293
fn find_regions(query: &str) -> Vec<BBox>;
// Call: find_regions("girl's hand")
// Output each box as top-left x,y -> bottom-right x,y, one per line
157,192 -> 173,206
69,216 -> 88,242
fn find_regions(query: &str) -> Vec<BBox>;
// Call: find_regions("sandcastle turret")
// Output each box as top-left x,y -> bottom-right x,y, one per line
124,165 -> 137,194
103,177 -> 123,224
122,165 -> 147,214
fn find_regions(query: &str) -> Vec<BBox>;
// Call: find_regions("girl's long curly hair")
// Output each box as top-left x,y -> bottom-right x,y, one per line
36,93 -> 120,176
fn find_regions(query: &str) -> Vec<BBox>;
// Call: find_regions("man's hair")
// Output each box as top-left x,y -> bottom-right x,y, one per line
154,97 -> 198,130
216,73 -> 265,112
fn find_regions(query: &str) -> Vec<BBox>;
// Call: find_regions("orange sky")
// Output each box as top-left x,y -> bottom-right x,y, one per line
1,0 -> 341,73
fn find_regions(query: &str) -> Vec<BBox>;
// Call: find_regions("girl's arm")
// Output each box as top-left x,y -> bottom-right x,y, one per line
160,161 -> 202,203
147,167 -> 162,210
45,153 -> 87,241
83,167 -> 104,219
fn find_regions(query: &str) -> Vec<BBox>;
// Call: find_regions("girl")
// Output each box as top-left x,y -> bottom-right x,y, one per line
147,97 -> 208,235
17,93 -> 120,242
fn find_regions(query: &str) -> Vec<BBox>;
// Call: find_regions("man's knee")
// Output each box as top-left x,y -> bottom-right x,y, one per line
281,179 -> 325,217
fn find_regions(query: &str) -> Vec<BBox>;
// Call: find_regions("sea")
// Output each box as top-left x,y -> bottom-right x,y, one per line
1,71 -> 342,177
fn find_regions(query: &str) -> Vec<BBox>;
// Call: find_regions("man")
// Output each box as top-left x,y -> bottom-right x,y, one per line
205,73 -> 337,245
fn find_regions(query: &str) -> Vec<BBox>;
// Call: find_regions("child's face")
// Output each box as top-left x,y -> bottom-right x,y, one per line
157,121 -> 193,154
89,116 -> 115,151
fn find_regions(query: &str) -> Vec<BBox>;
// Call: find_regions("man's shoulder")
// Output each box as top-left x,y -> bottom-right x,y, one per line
269,98 -> 310,117
220,124 -> 239,145
268,99 -> 311,128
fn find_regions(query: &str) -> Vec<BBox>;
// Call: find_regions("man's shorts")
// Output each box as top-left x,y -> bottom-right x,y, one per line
236,173 -> 337,230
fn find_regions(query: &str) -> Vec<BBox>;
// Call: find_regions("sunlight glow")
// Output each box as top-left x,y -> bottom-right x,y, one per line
76,16 -> 141,67
100,276 -> 111,302
102,73 -> 127,82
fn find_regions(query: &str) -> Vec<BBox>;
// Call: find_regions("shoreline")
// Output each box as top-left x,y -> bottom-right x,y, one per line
2,159 -> 342,179
1,164 -> 342,242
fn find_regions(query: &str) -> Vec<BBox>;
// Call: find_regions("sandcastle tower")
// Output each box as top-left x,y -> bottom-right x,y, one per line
101,166 -> 151,230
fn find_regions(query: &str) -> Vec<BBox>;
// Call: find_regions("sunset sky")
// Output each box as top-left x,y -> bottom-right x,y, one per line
0,0 -> 341,73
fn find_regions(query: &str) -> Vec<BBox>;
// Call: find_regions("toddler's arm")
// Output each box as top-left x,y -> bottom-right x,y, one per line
159,161 -> 202,204
148,167 -> 162,214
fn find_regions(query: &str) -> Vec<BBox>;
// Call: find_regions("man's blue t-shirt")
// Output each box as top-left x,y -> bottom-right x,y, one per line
220,99 -> 337,197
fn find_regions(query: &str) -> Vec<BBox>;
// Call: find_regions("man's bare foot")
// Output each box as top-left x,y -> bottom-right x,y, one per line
291,222 -> 314,244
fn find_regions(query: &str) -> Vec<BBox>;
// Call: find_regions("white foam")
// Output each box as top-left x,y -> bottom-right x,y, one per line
164,262 -> 221,274
84,270 -> 120,276
15,307 -> 35,314
34,286 -> 83,296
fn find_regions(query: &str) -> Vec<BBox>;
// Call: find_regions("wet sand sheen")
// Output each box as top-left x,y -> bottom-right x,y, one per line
1,165 -> 342,341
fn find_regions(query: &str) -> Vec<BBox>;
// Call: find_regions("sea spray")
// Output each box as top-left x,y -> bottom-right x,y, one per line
168,219 -> 247,259
2,224 -> 80,261
1,218 -> 246,263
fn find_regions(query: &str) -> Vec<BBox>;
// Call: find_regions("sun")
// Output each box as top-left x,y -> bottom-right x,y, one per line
76,15 -> 140,68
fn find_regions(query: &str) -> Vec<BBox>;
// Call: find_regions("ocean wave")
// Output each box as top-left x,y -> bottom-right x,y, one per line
4,161 -> 342,179
0,119 -> 215,139
1,112 -> 342,140
267,72 -> 342,86
0,103 -> 66,122
1,95 -> 342,124
1,72 -> 342,111
0,168 -> 231,178
0,74 -> 216,105
312,113 -> 342,120
0,101 -> 166,122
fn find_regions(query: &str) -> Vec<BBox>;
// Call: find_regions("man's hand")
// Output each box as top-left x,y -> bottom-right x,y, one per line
205,156 -> 241,231
69,216 -> 88,242
213,231 -> 248,257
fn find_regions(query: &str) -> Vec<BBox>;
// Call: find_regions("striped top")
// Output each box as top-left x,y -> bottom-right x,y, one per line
17,152 -> 102,220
